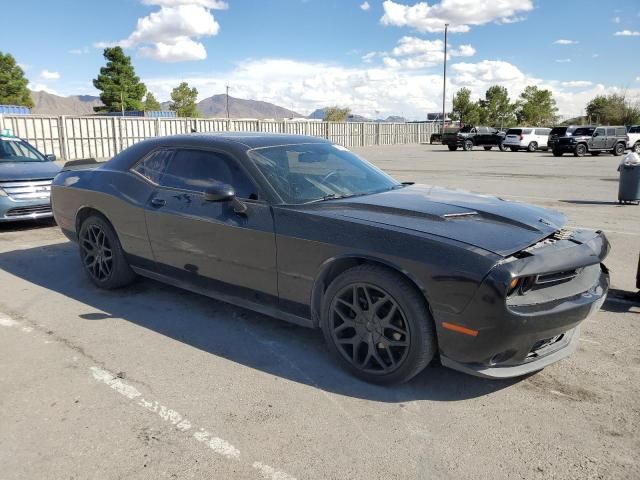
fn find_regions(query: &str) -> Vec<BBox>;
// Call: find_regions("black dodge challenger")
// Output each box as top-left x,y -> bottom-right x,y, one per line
51,133 -> 610,384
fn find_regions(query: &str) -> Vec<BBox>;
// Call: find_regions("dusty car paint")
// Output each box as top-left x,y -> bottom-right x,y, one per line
51,133 -> 610,378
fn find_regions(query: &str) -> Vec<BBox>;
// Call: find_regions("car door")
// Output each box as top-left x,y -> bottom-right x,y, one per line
144,148 -> 278,298
592,127 -> 606,150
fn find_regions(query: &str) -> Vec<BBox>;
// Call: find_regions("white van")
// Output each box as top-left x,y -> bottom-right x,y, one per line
503,128 -> 551,152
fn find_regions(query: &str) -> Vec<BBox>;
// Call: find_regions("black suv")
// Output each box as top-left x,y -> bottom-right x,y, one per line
553,126 -> 628,157
442,126 -> 507,151
547,125 -> 581,150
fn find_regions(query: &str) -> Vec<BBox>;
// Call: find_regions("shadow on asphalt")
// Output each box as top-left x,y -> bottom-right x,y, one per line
0,218 -> 56,232
0,241 -> 522,402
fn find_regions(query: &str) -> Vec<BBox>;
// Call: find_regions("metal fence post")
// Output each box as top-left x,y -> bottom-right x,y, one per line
155,118 -> 161,137
112,117 -> 119,155
58,116 -> 68,160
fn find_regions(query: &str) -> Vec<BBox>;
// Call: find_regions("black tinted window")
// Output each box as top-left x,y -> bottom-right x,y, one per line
550,127 -> 567,135
161,149 -> 257,199
574,128 -> 595,136
629,126 -> 640,133
133,149 -> 172,183
506,129 -> 522,135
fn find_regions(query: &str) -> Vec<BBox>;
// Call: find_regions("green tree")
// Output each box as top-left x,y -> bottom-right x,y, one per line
143,92 -> 162,111
0,52 -> 34,108
93,47 -> 146,112
169,82 -> 198,117
323,106 -> 350,122
450,88 -> 480,126
586,93 -> 640,125
516,85 -> 557,126
478,85 -> 516,127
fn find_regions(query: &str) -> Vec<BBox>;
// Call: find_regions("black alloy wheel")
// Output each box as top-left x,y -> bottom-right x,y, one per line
78,215 -> 136,289
574,144 -> 587,157
80,224 -> 113,283
321,265 -> 436,384
329,283 -> 410,375
613,142 -> 625,156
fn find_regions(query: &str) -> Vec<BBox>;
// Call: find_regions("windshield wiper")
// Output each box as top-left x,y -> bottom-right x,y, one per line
305,192 -> 362,204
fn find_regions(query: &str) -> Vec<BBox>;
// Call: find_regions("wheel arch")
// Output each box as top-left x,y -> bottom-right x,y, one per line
75,206 -> 115,239
309,254 -> 432,328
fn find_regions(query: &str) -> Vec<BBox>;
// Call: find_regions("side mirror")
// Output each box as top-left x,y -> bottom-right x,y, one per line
46,154 -> 56,161
593,132 -> 599,137
203,183 -> 235,202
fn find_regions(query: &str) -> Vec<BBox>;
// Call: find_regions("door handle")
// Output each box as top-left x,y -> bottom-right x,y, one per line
150,197 -> 166,208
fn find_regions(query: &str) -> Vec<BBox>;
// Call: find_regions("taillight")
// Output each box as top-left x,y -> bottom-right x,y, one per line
519,134 -> 524,141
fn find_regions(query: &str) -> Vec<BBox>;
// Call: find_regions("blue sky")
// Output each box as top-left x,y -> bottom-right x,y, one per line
1,0 -> 639,118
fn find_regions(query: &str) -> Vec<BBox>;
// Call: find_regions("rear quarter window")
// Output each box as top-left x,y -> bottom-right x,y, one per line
616,127 -> 627,136
535,128 -> 551,135
506,129 -> 522,135
522,129 -> 533,134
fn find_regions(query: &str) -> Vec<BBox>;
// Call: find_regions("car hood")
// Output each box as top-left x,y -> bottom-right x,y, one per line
0,161 -> 61,181
306,184 -> 566,257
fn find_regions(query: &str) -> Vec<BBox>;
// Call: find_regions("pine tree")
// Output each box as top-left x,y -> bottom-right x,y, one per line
0,52 -> 34,108
93,47 -> 146,112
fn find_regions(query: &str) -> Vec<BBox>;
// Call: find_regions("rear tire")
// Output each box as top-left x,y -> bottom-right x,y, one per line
321,265 -> 436,385
574,144 -> 587,157
78,215 -> 136,289
447,145 -> 458,151
613,142 -> 625,156
463,139 -> 473,151
527,141 -> 538,152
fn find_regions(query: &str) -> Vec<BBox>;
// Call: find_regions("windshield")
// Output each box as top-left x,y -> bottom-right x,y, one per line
573,128 -> 595,136
0,138 -> 48,162
247,143 -> 400,204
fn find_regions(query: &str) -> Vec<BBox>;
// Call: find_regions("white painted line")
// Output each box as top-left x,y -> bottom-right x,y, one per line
0,313 -> 19,327
580,338 -> 601,345
253,461 -> 298,480
89,366 -> 296,480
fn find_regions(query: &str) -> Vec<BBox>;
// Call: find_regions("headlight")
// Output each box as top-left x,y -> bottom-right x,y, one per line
0,187 -> 7,197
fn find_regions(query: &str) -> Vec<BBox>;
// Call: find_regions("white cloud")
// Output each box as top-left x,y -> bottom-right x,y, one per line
142,0 -> 228,8
615,30 -> 640,36
554,39 -> 578,45
380,0 -> 533,33
560,81 -> 593,88
362,52 -> 377,63
40,69 -> 61,80
142,57 -> 640,120
69,46 -> 90,55
31,83 -> 59,95
555,58 -> 572,63
95,2 -> 223,62
360,1 -> 370,11
375,36 -> 475,70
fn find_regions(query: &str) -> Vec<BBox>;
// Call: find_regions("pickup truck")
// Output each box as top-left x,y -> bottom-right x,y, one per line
442,126 -> 507,151
627,125 -> 640,153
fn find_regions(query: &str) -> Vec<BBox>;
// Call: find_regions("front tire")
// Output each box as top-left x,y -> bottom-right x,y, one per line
463,139 -> 473,151
321,265 -> 436,385
613,142 -> 625,156
78,215 -> 136,289
574,144 -> 587,157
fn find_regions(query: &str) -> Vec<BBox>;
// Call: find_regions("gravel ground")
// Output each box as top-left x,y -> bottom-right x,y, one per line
0,144 -> 638,480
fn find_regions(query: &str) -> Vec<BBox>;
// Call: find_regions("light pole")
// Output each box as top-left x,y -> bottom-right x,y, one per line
441,23 -> 449,133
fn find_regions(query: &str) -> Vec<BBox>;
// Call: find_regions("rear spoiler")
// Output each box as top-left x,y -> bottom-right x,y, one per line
62,158 -> 101,171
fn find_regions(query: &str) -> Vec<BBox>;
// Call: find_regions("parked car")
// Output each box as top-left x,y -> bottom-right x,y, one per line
553,126 -> 628,157
626,125 -> 640,153
503,127 -> 551,152
0,131 -> 60,222
442,126 -> 507,151
51,133 -> 609,384
547,126 -> 580,151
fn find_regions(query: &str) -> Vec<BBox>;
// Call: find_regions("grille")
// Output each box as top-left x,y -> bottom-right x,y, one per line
5,204 -> 52,217
0,179 -> 52,200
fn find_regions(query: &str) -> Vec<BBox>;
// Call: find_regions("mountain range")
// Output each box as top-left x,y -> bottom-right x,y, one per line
29,90 -> 405,122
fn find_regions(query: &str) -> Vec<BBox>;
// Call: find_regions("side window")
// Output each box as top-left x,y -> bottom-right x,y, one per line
535,129 -> 550,135
616,127 -> 626,136
522,129 -> 533,135
161,149 -> 257,199
595,127 -> 606,137
133,149 -> 172,183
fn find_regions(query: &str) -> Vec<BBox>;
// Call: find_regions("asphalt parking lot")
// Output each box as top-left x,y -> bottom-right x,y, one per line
0,144 -> 638,480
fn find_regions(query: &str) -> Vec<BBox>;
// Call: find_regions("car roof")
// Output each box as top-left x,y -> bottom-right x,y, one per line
104,132 -> 332,171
